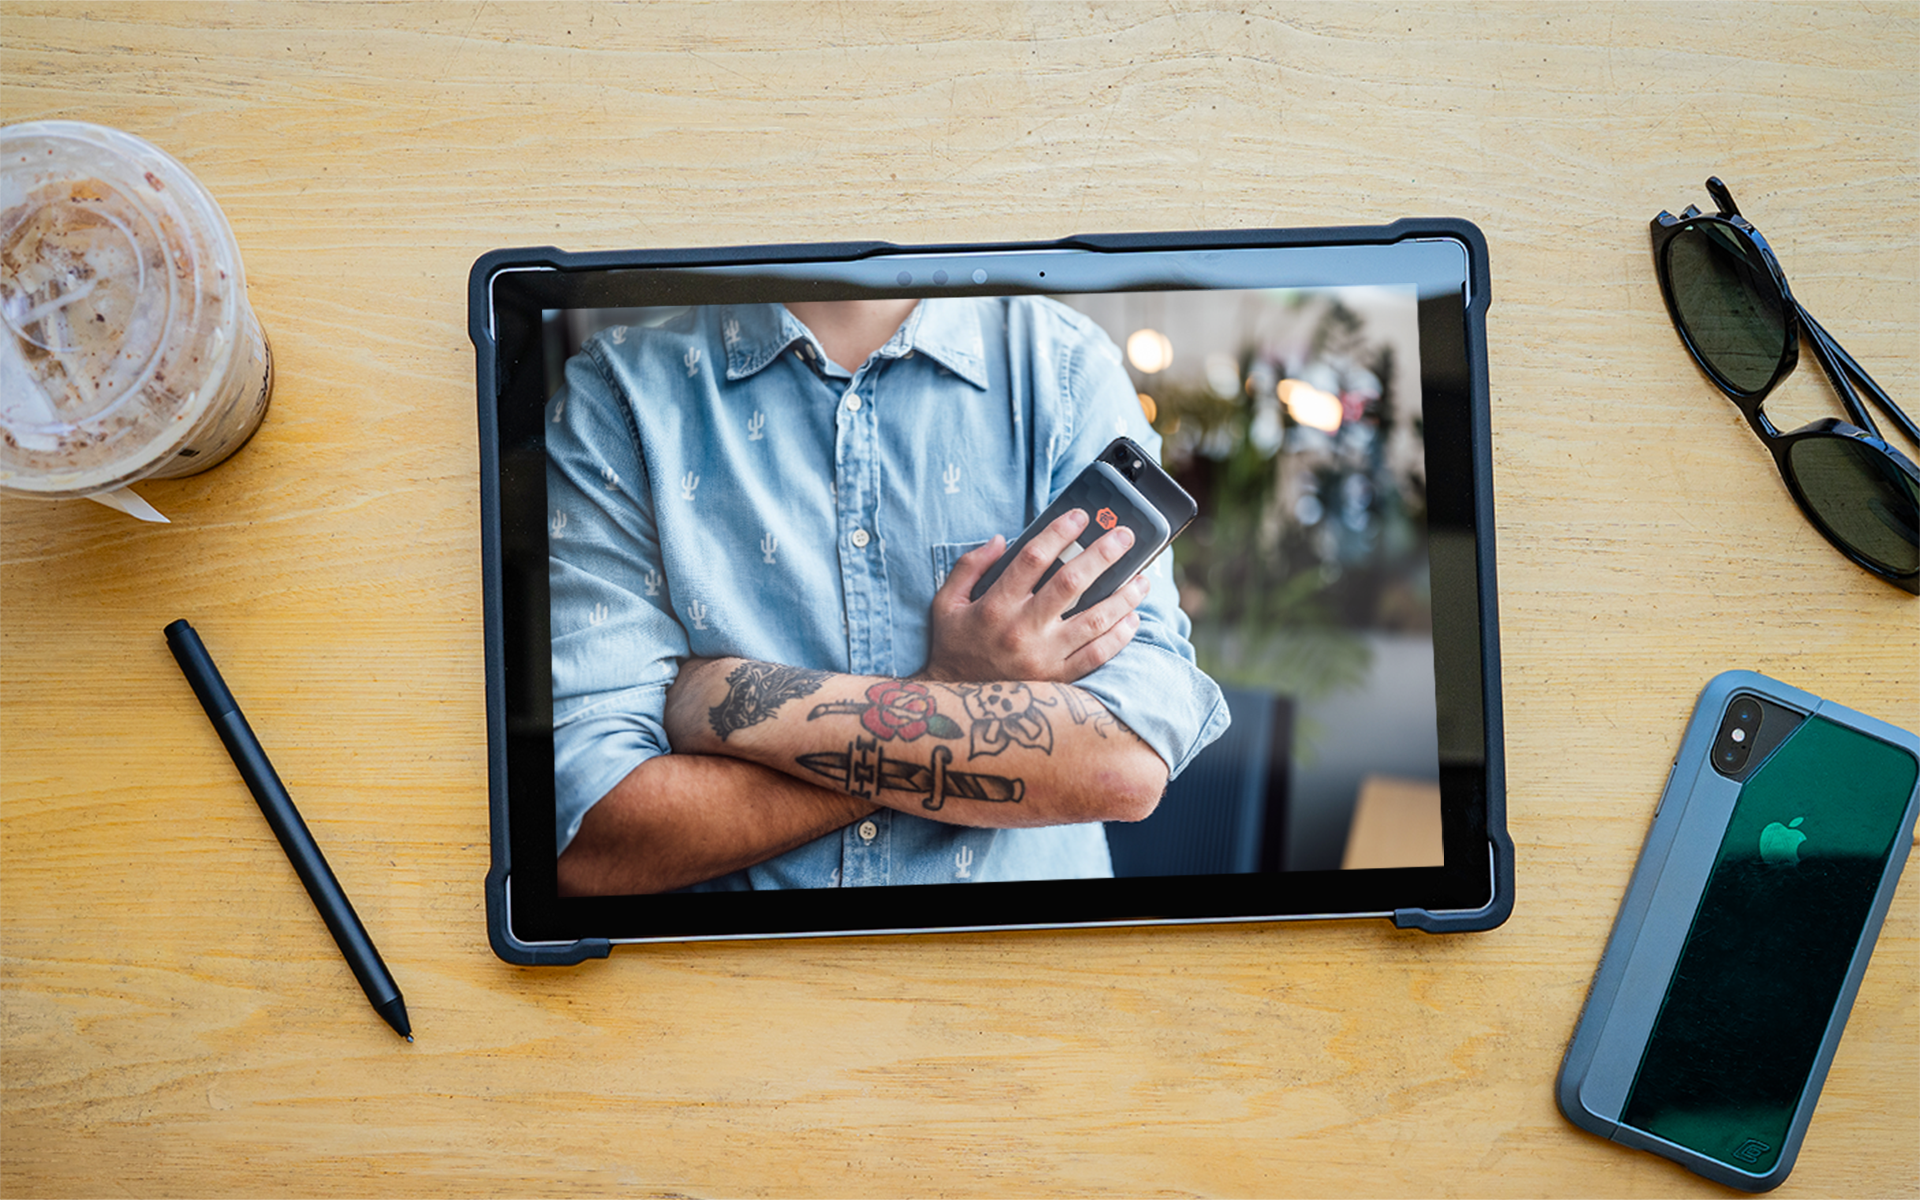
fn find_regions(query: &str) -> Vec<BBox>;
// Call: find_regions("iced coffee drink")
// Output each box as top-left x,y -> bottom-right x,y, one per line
1,121 -> 272,499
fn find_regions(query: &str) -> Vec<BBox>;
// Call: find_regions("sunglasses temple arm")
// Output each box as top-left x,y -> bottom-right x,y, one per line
1800,307 -> 1920,447
1797,313 -> 1877,432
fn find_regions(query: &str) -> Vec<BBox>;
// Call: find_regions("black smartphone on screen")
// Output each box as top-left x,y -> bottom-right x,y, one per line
1558,671 -> 1920,1192
970,437 -> 1194,618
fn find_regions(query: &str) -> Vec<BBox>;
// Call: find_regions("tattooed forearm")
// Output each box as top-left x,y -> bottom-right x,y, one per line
798,735 -> 1025,810
708,661 -> 831,741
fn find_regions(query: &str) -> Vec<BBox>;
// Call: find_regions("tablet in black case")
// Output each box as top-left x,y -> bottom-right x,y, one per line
470,221 -> 1508,963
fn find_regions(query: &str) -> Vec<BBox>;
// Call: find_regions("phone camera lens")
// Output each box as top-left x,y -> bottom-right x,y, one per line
1713,700 -> 1761,778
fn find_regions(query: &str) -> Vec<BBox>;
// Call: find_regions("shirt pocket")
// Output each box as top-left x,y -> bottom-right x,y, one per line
931,539 -> 992,590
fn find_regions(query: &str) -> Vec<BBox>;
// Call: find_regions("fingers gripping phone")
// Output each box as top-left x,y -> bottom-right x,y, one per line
1558,671 -> 1920,1192
970,437 -> 1197,619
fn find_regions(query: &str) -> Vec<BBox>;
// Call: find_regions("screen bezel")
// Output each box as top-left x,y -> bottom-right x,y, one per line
472,222 -> 1509,958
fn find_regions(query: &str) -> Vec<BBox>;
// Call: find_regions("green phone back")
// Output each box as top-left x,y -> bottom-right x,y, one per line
1619,715 -> 1919,1172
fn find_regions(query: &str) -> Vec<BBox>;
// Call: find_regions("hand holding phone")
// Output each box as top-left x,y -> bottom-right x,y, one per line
923,507 -> 1151,683
923,438 -> 1196,684
972,438 -> 1194,615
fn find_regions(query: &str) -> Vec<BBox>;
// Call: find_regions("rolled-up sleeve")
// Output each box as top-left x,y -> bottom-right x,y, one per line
1044,307 -> 1230,778
546,343 -> 688,853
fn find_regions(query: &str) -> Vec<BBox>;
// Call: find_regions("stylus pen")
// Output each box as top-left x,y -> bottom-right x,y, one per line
163,619 -> 413,1043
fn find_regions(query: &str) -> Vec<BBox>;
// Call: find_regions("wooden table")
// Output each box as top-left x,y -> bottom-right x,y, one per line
4,4 -> 1915,1195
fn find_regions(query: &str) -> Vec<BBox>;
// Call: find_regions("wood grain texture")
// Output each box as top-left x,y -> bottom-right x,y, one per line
3,2 -> 1915,1196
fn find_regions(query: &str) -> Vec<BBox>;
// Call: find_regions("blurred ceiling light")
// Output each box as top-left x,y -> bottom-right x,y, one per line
1126,328 -> 1173,374
1137,392 -> 1158,423
1278,378 -> 1342,433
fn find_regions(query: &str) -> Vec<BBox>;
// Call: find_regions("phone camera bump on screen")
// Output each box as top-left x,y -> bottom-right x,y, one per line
1712,695 -> 1764,777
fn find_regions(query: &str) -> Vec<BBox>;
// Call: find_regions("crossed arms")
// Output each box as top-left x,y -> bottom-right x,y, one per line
557,508 -> 1170,895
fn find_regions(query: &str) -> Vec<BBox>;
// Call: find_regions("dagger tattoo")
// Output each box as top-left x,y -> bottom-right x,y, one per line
798,736 -> 1024,811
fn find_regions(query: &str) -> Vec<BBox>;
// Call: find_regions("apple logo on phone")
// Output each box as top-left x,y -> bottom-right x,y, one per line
1759,816 -> 1807,865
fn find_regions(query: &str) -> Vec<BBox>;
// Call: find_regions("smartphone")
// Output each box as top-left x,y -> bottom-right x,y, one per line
970,437 -> 1196,618
1557,671 -> 1920,1192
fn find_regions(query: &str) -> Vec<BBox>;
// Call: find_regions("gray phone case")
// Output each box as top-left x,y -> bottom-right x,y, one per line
1557,670 -> 1920,1191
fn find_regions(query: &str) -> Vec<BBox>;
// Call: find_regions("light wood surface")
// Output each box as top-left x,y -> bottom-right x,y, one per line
1343,777 -> 1444,870
4,3 -> 1916,1196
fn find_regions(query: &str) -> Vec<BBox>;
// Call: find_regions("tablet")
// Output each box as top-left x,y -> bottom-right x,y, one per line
471,221 -> 1509,964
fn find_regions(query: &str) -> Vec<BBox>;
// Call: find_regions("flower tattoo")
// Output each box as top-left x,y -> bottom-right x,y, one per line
957,682 -> 1056,757
860,680 -> 942,741
808,679 -> 963,742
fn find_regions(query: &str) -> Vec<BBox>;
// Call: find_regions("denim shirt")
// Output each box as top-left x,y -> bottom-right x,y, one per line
546,296 -> 1229,888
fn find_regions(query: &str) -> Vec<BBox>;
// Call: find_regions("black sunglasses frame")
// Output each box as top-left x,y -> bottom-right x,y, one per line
1651,178 -> 1920,594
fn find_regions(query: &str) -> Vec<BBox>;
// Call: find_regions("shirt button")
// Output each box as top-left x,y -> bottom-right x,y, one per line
850,528 -> 871,548
844,393 -> 862,412
857,820 -> 878,842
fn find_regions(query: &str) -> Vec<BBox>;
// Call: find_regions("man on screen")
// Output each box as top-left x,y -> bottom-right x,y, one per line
546,295 -> 1227,893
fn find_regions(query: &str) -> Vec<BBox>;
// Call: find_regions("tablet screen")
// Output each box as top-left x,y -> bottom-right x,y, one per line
474,226 -> 1507,953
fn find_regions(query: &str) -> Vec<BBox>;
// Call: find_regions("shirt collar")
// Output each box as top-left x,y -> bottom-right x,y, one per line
722,300 -> 990,389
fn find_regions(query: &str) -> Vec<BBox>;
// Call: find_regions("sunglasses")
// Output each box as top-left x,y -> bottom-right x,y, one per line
1652,178 -> 1920,594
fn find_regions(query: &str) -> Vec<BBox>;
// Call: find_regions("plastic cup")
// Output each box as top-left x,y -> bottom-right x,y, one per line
1,121 -> 272,500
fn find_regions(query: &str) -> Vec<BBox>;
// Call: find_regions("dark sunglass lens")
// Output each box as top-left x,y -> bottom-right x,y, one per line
1664,223 -> 1790,393
1786,436 -> 1920,576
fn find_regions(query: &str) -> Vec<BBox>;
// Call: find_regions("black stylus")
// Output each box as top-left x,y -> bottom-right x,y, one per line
164,619 -> 412,1042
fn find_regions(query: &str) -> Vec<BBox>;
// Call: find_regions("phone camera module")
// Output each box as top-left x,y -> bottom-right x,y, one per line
1712,694 -> 1764,777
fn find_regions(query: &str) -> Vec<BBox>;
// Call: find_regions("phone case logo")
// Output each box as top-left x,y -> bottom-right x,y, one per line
1732,1138 -> 1771,1165
1095,507 -> 1118,531
1759,816 -> 1807,865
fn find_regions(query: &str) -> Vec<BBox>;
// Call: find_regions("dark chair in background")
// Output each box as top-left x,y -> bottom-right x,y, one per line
1104,687 -> 1293,878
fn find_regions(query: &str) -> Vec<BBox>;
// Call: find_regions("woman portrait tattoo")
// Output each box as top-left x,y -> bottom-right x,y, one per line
708,661 -> 830,740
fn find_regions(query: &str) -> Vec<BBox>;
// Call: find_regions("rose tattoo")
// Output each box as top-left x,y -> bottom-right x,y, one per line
808,679 -> 963,742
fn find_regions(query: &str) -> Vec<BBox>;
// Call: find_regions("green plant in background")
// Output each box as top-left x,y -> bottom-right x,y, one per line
1144,295 -> 1431,707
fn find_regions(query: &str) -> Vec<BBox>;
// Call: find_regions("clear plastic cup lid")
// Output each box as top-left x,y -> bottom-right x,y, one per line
1,121 -> 250,488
